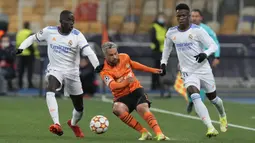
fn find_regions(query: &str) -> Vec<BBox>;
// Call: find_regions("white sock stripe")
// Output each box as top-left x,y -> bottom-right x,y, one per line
191,93 -> 201,100
211,96 -> 219,104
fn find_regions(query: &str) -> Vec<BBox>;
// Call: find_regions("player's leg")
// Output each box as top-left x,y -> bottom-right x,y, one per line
206,91 -> 227,132
187,89 -> 206,114
135,89 -> 170,141
65,78 -> 85,137
18,56 -> 25,89
183,72 -> 218,137
46,74 -> 63,136
112,95 -> 148,136
201,72 -> 227,132
68,94 -> 84,137
187,85 -> 218,137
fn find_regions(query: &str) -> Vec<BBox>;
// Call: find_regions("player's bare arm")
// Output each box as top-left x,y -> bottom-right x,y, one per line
130,60 -> 162,74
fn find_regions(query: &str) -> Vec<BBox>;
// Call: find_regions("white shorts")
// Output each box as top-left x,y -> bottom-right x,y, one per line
45,69 -> 83,95
181,71 -> 216,93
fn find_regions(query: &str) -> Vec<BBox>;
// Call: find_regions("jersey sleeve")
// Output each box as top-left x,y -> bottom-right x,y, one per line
35,27 -> 49,42
100,71 -> 114,87
77,32 -> 90,50
197,28 -> 218,57
161,30 -> 173,65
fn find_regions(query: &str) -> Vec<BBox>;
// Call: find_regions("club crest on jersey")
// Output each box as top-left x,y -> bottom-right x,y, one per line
172,36 -> 176,40
68,40 -> 73,46
126,63 -> 130,68
189,34 -> 193,39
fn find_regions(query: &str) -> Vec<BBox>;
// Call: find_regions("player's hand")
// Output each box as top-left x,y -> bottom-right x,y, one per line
212,58 -> 220,67
194,53 -> 207,63
160,64 -> 166,76
153,69 -> 162,74
16,49 -> 23,55
95,64 -> 104,73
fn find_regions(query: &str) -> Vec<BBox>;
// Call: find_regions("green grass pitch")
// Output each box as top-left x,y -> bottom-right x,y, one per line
0,95 -> 254,143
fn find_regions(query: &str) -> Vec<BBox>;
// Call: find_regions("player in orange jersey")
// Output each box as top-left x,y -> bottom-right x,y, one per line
99,42 -> 170,141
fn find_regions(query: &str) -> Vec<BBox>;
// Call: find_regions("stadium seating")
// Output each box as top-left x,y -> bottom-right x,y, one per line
206,21 -> 220,34
1,0 -> 255,35
239,21 -> 252,35
220,15 -> 238,34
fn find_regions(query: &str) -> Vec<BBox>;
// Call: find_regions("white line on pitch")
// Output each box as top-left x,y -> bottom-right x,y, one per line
100,96 -> 255,132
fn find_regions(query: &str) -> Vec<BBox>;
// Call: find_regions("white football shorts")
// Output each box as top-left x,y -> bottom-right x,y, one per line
181,71 -> 216,93
45,68 -> 83,95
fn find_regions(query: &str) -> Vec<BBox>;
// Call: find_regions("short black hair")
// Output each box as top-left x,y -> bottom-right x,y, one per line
192,9 -> 203,16
23,21 -> 30,29
60,10 -> 73,19
176,3 -> 190,12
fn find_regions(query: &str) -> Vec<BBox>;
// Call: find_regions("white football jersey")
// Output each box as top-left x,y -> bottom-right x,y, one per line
35,26 -> 89,73
161,24 -> 218,74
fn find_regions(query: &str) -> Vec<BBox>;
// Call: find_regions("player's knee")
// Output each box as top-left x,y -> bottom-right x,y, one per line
206,90 -> 217,100
112,102 -> 127,116
187,85 -> 200,95
136,103 -> 149,114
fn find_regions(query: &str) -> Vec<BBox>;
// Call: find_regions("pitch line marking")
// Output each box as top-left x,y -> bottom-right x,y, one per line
100,96 -> 255,132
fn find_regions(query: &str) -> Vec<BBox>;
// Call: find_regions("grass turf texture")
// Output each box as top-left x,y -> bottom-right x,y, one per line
0,96 -> 254,143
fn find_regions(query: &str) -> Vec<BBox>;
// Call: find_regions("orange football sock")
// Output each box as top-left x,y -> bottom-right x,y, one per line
143,112 -> 162,135
119,111 -> 147,133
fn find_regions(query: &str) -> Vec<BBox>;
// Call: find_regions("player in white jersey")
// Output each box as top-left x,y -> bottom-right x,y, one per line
160,4 -> 227,137
16,10 -> 103,138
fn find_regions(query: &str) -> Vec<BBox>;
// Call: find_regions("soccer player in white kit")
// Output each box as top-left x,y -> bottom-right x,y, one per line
160,4 -> 227,137
16,10 -> 103,137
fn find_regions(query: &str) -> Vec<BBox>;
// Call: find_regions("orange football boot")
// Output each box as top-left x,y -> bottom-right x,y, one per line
49,124 -> 63,136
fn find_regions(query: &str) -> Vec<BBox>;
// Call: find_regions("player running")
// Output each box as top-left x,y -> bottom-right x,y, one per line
184,9 -> 221,113
16,10 -> 103,137
99,42 -> 170,141
160,4 -> 227,137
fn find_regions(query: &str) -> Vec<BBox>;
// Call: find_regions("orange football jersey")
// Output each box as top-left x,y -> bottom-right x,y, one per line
100,54 -> 142,100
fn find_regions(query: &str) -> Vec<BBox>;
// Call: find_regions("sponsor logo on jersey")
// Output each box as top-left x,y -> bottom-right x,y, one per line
175,42 -> 193,51
50,44 -> 71,54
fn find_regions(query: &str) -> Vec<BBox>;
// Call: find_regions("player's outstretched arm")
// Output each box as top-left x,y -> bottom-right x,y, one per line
16,27 -> 48,55
160,33 -> 173,76
16,34 -> 37,54
130,60 -> 161,74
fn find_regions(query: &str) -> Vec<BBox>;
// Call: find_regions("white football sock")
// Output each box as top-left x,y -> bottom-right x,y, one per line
71,109 -> 83,126
211,96 -> 226,117
191,93 -> 213,129
46,92 -> 60,125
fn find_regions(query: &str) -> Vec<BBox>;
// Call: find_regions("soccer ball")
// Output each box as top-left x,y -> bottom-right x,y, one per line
90,115 -> 109,134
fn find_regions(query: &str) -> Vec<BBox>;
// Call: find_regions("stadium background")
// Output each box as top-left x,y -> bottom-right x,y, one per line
0,0 -> 255,143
